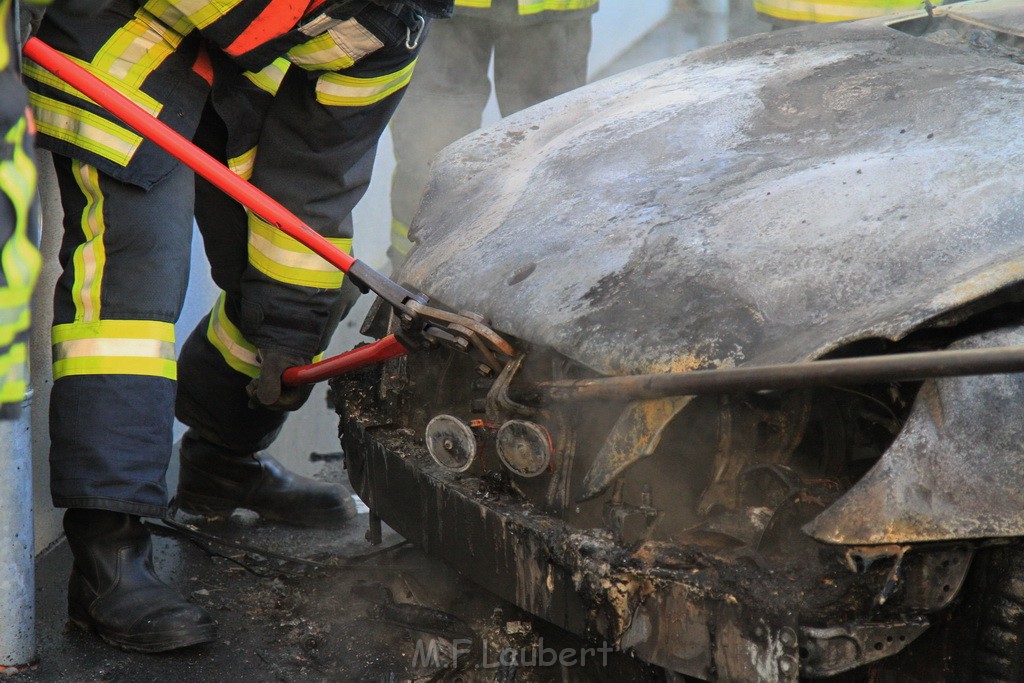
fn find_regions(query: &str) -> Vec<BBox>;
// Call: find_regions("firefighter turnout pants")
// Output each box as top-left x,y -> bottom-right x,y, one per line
49,37 -> 422,516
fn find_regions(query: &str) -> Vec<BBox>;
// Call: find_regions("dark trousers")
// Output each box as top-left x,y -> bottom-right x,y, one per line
388,13 -> 592,256
49,39 -> 419,516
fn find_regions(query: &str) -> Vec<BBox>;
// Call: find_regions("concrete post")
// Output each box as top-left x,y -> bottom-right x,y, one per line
0,393 -> 36,668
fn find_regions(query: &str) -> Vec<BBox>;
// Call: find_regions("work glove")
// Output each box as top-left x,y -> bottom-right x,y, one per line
246,349 -> 313,412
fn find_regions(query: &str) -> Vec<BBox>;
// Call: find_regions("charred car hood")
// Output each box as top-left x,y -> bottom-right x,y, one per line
400,1 -> 1024,376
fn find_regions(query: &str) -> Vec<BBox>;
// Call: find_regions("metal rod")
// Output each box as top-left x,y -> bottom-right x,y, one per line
520,345 -> 1024,403
0,394 -> 35,667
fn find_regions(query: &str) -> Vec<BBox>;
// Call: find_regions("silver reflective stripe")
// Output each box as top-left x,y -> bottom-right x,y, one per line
248,231 -> 340,273
54,337 -> 176,360
212,321 -> 259,367
290,19 -> 384,69
210,297 -> 259,368
298,13 -> 342,36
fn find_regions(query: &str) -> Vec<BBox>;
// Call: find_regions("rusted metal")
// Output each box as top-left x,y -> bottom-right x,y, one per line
515,345 -> 1024,404
495,420 -> 552,478
807,327 -> 1024,545
336,3 -> 1024,679
800,620 -> 931,678
578,397 -> 692,501
395,4 -> 1024,385
425,415 -> 478,473
698,394 -> 812,515
337,380 -> 957,680
342,409 -> 820,680
403,299 -> 517,371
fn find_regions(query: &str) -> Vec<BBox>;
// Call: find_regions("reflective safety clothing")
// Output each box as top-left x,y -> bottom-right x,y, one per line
453,0 -> 596,23
0,0 -> 45,418
40,0 -> 432,515
26,0 -> 431,188
755,0 -> 930,25
389,6 -> 590,259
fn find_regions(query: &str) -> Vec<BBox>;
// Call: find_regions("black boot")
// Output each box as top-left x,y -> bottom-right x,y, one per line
64,509 -> 217,653
175,431 -> 356,527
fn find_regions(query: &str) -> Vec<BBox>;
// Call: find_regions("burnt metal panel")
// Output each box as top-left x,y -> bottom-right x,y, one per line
344,410 -> 816,681
944,0 -> 1024,38
398,7 -> 1024,377
342,397 -> 937,679
808,326 -> 1024,544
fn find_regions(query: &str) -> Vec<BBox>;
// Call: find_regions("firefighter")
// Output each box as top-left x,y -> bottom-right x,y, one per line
754,0 -> 936,29
387,0 -> 596,264
0,0 -> 42,422
25,0 -> 452,652
2,0 -> 111,413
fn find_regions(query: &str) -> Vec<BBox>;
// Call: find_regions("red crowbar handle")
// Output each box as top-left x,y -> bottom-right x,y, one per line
282,335 -> 408,385
24,38 -> 515,385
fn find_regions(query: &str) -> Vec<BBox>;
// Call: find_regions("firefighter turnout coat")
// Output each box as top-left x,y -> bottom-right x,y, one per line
0,0 -> 47,417
28,0 -> 445,515
453,0 -> 596,23
755,0 -> 935,25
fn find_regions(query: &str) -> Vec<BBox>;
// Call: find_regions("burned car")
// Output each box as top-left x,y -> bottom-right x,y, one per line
333,1 -> 1024,680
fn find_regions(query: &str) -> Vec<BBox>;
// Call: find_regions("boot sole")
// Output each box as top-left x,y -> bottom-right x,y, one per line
69,610 -> 217,654
174,491 -> 238,518
176,491 -> 356,528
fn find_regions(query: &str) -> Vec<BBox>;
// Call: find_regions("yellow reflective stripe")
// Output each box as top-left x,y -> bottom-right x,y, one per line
0,118 -> 43,302
390,219 -> 413,256
243,58 -> 290,96
52,320 -> 176,343
0,307 -> 30,348
288,33 -> 356,72
0,344 -> 28,404
0,299 -> 29,328
52,320 -> 176,380
54,356 -> 177,379
288,19 -> 383,72
93,8 -> 185,89
23,60 -> 163,118
206,292 -> 259,378
753,0 -> 922,21
762,0 -> 923,7
228,147 -> 257,180
0,282 -> 32,309
0,234 -> 38,290
454,0 -> 491,6
69,161 -> 107,323
0,120 -> 37,220
247,213 -> 351,288
30,93 -> 142,166
315,60 -> 417,107
517,0 -> 596,13
54,337 -> 175,361
145,0 -> 242,34
0,0 -> 9,71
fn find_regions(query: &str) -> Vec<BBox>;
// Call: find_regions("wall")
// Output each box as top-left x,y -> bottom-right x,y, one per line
590,0 -> 673,75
